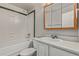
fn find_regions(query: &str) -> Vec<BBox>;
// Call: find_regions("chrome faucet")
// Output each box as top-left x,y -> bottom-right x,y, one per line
51,34 -> 58,39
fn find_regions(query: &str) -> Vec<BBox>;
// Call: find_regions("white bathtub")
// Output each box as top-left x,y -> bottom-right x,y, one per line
0,40 -> 32,56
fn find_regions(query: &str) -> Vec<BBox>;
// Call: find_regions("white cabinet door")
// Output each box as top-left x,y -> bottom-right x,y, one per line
33,40 -> 48,56
37,42 -> 48,56
49,46 -> 76,56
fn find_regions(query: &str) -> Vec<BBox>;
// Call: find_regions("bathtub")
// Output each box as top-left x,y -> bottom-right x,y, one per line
0,40 -> 32,56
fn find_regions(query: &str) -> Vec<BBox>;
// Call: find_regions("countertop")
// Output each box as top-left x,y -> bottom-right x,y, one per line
33,37 -> 79,55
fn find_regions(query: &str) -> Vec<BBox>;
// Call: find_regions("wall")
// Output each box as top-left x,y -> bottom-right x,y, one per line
35,4 -> 79,42
0,4 -> 28,48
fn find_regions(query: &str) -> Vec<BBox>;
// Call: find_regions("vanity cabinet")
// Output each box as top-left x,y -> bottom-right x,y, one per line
37,42 -> 48,56
33,40 -> 48,56
33,40 -> 76,56
49,46 -> 76,56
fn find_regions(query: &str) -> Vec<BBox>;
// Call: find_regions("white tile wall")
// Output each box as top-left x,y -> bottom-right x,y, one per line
0,5 -> 28,48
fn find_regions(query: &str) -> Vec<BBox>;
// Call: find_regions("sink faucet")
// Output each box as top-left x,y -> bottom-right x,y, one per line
51,35 -> 58,39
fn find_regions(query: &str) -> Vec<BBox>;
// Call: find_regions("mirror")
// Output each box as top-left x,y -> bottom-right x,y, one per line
51,3 -> 62,28
62,3 -> 74,28
44,3 -> 77,30
45,4 -> 52,28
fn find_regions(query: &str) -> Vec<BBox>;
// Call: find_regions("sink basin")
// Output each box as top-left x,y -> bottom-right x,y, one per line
40,37 -> 63,42
49,39 -> 63,42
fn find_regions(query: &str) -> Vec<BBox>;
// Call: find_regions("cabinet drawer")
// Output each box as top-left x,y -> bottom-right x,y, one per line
49,46 -> 76,56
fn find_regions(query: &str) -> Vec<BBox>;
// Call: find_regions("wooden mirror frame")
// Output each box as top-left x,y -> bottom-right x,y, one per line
44,3 -> 78,30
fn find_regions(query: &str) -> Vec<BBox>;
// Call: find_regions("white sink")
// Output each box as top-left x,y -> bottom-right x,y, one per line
40,37 -> 63,42
49,39 -> 63,42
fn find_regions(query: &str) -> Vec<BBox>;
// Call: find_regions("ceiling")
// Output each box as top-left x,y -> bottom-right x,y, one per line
10,3 -> 43,12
